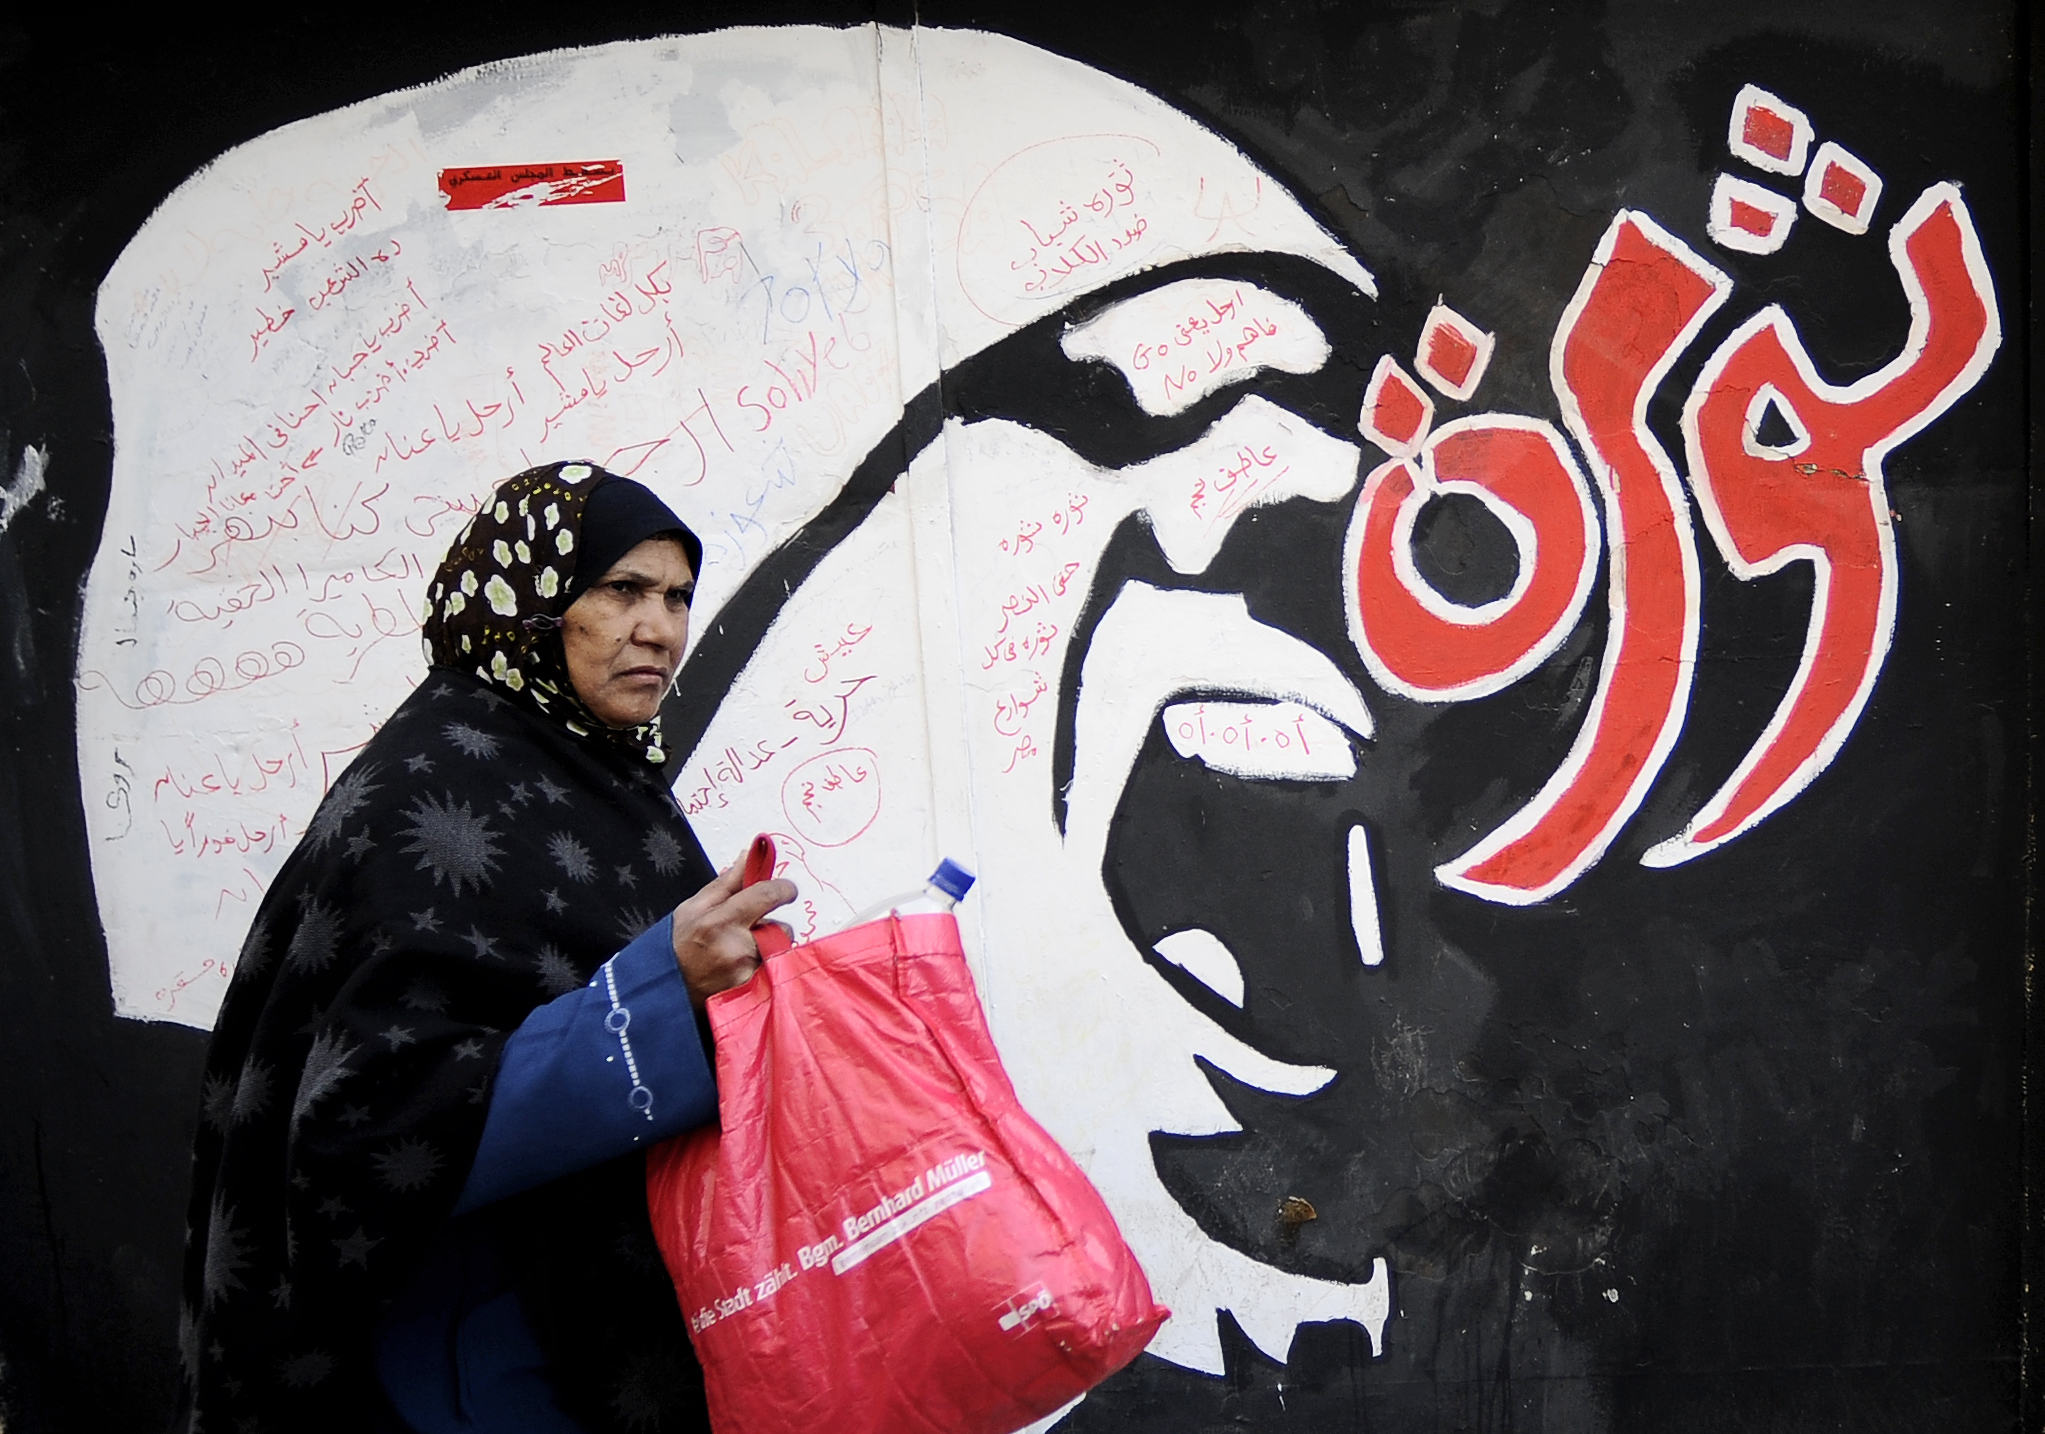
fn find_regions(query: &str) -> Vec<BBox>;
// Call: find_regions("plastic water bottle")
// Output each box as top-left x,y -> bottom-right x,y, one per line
846,858 -> 976,926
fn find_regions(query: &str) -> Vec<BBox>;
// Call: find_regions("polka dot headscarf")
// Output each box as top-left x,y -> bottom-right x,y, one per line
420,461 -> 682,766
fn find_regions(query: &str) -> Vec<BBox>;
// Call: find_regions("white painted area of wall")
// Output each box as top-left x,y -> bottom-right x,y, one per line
80,23 -> 1387,1377
1100,395 -> 1362,575
82,25 -> 1363,1028
1163,699 -> 1360,781
1061,277 -> 1336,416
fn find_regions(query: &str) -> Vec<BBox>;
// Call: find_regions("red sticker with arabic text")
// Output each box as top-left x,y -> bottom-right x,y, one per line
437,161 -> 625,211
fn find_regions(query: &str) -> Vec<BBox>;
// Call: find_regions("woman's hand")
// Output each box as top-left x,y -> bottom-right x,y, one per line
670,857 -> 799,1009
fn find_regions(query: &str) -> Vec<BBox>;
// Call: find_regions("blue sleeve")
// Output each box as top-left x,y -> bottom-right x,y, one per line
455,915 -> 717,1214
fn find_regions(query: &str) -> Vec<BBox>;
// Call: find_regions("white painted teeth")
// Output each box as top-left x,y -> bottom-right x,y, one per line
1151,926 -> 1336,1098
1349,824 -> 1386,967
1154,927 -> 1246,1006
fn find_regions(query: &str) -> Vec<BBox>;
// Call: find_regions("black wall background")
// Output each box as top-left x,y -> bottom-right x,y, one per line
0,4 -> 2033,1431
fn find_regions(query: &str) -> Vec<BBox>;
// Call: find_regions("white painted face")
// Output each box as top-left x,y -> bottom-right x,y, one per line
925,396 -> 1396,1376
681,275 -> 1407,1377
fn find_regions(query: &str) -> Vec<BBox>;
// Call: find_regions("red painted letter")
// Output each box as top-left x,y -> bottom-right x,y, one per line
1347,415 -> 1599,701
1438,213 -> 1730,905
1645,184 -> 2000,866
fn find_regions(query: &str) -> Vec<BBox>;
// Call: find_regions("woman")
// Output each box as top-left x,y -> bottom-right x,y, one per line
174,461 -> 794,1434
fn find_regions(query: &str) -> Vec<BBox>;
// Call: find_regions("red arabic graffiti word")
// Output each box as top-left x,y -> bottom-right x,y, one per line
1346,185 -> 1998,905
1432,211 -> 1729,904
779,747 -> 882,848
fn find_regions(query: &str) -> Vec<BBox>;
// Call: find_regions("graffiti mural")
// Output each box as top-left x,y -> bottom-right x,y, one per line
0,7 -> 2026,1431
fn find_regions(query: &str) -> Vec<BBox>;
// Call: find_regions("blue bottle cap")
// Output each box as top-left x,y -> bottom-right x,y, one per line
928,858 -> 976,903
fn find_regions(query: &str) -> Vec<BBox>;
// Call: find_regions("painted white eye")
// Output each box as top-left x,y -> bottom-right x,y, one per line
1161,699 -> 1357,781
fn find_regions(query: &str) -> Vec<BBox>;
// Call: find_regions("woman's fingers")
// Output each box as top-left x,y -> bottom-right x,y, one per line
726,877 -> 798,927
673,917 -> 757,1006
668,860 -> 759,940
670,871 -> 799,1008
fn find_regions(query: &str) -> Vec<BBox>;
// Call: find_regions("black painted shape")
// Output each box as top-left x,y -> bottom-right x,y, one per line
1409,490 -> 1520,609
1748,391 -> 1801,451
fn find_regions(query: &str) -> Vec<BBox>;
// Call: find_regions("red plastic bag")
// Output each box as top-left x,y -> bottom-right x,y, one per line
646,836 -> 1167,1434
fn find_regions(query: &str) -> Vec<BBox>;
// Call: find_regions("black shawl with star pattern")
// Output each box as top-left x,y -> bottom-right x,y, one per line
174,668 -> 718,1432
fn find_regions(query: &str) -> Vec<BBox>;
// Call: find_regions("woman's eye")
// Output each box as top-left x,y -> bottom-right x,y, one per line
1160,700 -> 1358,781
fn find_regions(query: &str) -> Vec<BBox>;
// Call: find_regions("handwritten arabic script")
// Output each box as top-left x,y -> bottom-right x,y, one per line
956,134 -> 1167,323
1061,278 -> 1333,417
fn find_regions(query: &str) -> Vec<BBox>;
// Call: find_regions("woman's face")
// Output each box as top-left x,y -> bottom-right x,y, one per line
562,536 -> 695,728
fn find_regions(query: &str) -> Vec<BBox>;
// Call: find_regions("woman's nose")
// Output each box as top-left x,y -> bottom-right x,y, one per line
635,602 -> 687,650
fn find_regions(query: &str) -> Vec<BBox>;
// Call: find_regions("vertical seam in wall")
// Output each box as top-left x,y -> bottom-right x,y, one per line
867,20 -> 941,856
897,20 -> 996,991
